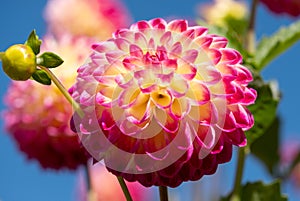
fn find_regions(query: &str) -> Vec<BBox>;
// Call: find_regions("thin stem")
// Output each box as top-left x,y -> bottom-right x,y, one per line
231,148 -> 246,201
38,65 -> 84,118
159,186 -> 169,201
245,0 -> 259,54
117,176 -> 133,201
84,163 -> 92,194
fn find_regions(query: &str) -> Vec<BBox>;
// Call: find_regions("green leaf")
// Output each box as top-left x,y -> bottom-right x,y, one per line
37,52 -> 64,68
31,69 -> 51,85
246,77 -> 280,145
25,30 -> 42,55
250,117 -> 281,175
221,180 -> 287,201
249,20 -> 300,70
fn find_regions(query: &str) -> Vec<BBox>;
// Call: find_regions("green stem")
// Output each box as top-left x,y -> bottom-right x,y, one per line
38,65 -> 84,118
84,163 -> 92,195
245,0 -> 259,54
159,186 -> 169,201
231,148 -> 246,201
117,176 -> 133,201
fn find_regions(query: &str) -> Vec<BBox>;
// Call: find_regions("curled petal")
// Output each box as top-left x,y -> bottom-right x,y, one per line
186,81 -> 210,105
167,19 -> 188,32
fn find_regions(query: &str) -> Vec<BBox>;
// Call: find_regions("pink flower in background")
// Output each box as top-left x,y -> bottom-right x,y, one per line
280,140 -> 300,187
44,0 -> 132,40
70,18 -> 256,187
2,35 -> 94,170
76,162 -> 153,201
260,0 -> 300,17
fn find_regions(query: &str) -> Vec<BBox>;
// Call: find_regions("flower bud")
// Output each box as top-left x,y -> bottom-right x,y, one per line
2,44 -> 36,81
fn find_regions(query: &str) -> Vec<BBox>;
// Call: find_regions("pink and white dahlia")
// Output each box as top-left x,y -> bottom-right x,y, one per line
76,162 -> 153,201
44,0 -> 132,40
70,18 -> 257,187
260,0 -> 300,17
2,35 -> 94,170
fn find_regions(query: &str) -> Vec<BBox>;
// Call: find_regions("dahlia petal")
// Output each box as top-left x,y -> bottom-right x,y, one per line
225,128 -> 247,147
131,20 -> 151,31
169,75 -> 188,98
176,59 -> 197,80
220,48 -> 243,64
118,88 -> 140,108
170,41 -> 183,56
242,88 -> 257,105
130,44 -> 144,58
167,19 -> 188,32
186,81 -> 210,105
182,49 -> 198,63
134,32 -> 148,50
208,48 -> 222,65
154,108 -> 179,133
160,31 -> 173,47
127,95 -> 151,122
92,41 -> 116,53
210,36 -> 228,49
170,98 -> 190,119
149,18 -> 167,29
113,38 -> 131,53
195,64 -> 222,85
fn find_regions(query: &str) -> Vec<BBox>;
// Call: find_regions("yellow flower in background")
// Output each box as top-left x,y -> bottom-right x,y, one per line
199,0 -> 248,26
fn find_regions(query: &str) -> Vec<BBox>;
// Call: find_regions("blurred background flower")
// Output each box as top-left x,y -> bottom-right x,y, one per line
199,0 -> 248,27
44,0 -> 132,40
260,0 -> 300,17
75,162 -> 154,201
2,34 -> 93,170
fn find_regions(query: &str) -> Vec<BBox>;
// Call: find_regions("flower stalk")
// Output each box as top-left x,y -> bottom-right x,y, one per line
159,186 -> 169,201
38,65 -> 84,118
117,176 -> 133,201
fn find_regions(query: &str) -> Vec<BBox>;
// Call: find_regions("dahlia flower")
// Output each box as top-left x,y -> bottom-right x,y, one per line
76,162 -> 153,201
70,18 -> 256,187
44,0 -> 131,40
2,34 -> 94,170
199,0 -> 248,26
260,0 -> 300,17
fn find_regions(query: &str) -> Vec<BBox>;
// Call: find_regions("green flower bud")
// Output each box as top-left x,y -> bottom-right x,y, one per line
2,44 -> 36,81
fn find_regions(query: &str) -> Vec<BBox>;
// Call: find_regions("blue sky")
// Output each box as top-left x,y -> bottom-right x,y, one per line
0,0 -> 300,201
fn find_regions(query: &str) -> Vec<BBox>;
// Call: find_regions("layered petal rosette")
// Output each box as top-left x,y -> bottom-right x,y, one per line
2,35 -> 94,170
260,0 -> 300,17
70,18 -> 257,187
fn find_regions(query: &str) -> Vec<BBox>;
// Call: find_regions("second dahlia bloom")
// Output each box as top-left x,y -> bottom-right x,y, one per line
70,18 -> 257,187
2,35 -> 94,170
260,0 -> 300,17
44,0 -> 131,40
